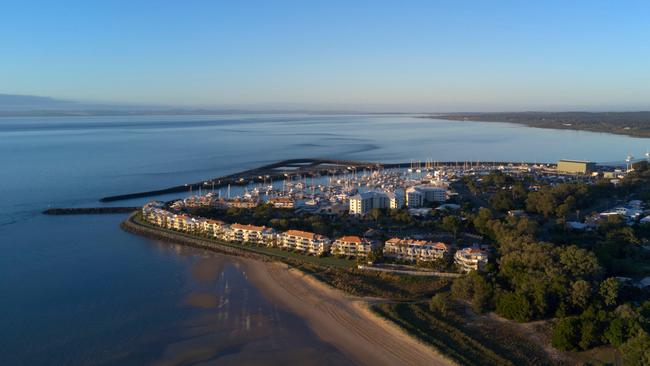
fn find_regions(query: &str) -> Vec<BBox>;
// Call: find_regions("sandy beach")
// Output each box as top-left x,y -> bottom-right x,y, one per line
243,259 -> 455,366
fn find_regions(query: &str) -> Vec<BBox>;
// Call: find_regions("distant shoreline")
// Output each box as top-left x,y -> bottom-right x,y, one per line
424,112 -> 650,138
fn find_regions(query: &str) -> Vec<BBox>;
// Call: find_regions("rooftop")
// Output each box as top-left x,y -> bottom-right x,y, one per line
336,235 -> 366,243
231,223 -> 268,231
284,229 -> 327,240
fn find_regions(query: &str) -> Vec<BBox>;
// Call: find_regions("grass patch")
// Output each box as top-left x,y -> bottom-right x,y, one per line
372,302 -> 561,366
301,266 -> 451,299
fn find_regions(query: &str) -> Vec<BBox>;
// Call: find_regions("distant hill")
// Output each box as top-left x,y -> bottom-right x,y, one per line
427,111 -> 650,138
0,93 -> 76,110
0,93 -> 393,117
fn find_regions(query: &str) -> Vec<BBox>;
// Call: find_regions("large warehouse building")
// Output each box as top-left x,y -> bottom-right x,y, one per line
557,159 -> 596,174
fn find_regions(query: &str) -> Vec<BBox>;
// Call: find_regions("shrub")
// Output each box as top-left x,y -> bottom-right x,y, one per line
496,291 -> 533,322
551,317 -> 581,351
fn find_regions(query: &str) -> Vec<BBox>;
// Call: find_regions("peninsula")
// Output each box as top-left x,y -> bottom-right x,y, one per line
118,157 -> 650,365
426,111 -> 650,138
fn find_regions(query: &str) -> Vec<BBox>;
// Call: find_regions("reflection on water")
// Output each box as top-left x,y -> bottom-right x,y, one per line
0,215 -> 351,365
155,256 -> 352,366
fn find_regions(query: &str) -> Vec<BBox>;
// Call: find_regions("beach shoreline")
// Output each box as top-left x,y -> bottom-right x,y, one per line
243,260 -> 454,366
121,212 -> 454,366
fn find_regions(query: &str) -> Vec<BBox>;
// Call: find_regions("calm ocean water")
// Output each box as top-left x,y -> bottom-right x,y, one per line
1,114 -> 649,365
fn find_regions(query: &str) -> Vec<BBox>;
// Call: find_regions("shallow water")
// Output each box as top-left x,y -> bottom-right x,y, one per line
0,114 -> 648,364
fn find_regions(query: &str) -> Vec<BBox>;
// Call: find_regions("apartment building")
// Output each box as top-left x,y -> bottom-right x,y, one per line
201,219 -> 227,238
386,190 -> 405,209
225,223 -> 276,246
406,186 -> 447,207
349,191 -> 390,215
171,214 -> 200,232
280,230 -> 331,255
454,247 -> 488,272
383,238 -> 449,262
330,235 -> 376,257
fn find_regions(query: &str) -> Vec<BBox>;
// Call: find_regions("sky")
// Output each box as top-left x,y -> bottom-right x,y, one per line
1,0 -> 649,112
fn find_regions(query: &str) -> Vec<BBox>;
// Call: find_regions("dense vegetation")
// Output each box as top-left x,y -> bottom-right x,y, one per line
430,111 -> 650,138
447,166 -> 650,363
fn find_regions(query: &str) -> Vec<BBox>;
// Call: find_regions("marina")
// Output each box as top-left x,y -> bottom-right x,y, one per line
101,158 -> 564,203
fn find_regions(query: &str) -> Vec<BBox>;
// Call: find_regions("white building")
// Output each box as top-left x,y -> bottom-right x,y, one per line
268,197 -> 294,209
406,186 -> 447,207
280,230 -> 331,255
349,191 -> 390,215
201,219 -> 227,237
454,247 -> 488,272
386,190 -> 405,209
225,223 -> 276,246
330,236 -> 376,257
383,238 -> 449,262
405,187 -> 424,208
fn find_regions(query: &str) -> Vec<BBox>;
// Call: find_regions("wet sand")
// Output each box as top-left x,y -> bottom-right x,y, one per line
243,259 -> 455,366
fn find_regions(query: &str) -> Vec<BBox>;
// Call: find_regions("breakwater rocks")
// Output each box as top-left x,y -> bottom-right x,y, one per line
43,207 -> 139,215
100,158 -> 378,202
120,213 -> 273,262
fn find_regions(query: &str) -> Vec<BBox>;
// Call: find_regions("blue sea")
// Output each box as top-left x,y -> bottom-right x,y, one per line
0,114 -> 648,365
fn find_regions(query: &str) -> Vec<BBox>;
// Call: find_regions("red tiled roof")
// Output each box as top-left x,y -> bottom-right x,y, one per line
284,230 -> 325,240
231,223 -> 266,231
336,236 -> 364,244
433,242 -> 449,250
386,238 -> 446,248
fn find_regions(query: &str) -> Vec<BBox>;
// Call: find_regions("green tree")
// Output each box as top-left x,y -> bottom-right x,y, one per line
578,318 -> 600,350
559,245 -> 601,279
441,215 -> 462,239
429,292 -> 452,316
450,271 -> 494,313
552,317 -> 581,351
556,195 -> 577,221
489,191 -> 514,211
496,291 -> 533,322
472,207 -> 494,237
604,317 -> 627,346
570,280 -> 591,311
620,330 -> 650,366
599,277 -> 621,307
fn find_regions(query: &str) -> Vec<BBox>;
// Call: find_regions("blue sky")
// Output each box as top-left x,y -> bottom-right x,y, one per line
1,1 -> 649,111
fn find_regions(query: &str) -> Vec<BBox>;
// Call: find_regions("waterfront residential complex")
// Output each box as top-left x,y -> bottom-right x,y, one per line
224,223 -> 275,246
280,230 -> 332,255
330,236 -> 376,257
383,238 -> 449,262
143,201 -> 490,271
